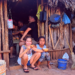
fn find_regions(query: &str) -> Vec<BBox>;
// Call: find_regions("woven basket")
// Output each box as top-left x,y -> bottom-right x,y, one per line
0,60 -> 6,75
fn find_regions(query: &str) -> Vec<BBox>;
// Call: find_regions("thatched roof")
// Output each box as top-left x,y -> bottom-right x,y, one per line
48,0 -> 75,11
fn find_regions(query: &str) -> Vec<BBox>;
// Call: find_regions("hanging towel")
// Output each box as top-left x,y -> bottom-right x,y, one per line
36,5 -> 42,20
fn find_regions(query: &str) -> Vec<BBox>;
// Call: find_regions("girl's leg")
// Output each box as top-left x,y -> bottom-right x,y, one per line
22,54 -> 28,69
37,52 -> 45,69
30,52 -> 41,67
46,52 -> 51,69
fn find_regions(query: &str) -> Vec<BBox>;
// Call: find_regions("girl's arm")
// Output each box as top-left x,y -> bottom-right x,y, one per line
32,47 -> 43,53
19,47 -> 30,58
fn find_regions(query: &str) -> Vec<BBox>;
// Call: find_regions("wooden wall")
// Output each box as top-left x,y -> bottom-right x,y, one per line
37,0 -> 72,60
0,0 -> 10,69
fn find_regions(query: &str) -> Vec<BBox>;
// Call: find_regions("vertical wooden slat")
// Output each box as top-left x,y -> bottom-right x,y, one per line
48,8 -> 51,48
70,24 -> 73,52
45,5 -> 48,47
0,1 -> 2,59
37,0 -> 40,37
59,21 -> 64,49
4,0 -> 9,68
41,0 -> 44,36
53,29 -> 57,46
1,0 -> 5,58
64,25 -> 69,48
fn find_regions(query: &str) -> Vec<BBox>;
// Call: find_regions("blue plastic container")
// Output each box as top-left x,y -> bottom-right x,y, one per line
58,59 -> 67,70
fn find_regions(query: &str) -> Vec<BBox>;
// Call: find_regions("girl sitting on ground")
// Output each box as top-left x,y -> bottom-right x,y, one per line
36,36 -> 51,69
18,36 -> 43,73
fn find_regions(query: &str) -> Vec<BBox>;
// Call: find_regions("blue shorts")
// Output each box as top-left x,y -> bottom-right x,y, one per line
27,60 -> 31,66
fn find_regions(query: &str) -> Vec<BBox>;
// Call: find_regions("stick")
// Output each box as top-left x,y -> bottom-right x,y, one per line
0,1 -> 2,59
54,35 -> 61,49
49,25 -> 54,49
45,5 -> 48,47
4,0 -> 9,68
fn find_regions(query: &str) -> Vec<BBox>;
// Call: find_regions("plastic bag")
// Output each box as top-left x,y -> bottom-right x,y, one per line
7,19 -> 13,29
17,57 -> 21,65
36,5 -> 42,20
62,52 -> 69,60
62,13 -> 71,24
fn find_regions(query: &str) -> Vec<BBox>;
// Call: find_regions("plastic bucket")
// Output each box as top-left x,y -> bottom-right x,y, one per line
0,60 -> 6,75
58,59 -> 67,70
7,19 -> 13,29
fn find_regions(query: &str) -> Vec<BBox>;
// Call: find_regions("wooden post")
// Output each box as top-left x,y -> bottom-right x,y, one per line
41,0 -> 44,36
59,20 -> 64,49
70,24 -> 73,52
64,25 -> 69,48
37,0 -> 40,37
48,8 -> 51,48
4,0 -> 9,68
1,0 -> 6,58
45,5 -> 48,47
0,2 -> 1,59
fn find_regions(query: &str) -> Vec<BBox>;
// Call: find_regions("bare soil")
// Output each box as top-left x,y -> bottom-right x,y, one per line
7,60 -> 75,75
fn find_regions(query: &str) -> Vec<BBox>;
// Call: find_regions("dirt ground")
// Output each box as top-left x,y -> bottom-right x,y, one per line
7,60 -> 75,75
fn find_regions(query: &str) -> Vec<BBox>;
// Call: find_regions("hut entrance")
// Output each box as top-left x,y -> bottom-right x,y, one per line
7,0 -> 38,67
0,0 -> 74,70
0,0 -> 38,69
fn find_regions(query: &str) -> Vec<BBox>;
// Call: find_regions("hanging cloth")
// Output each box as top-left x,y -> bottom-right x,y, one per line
62,13 -> 71,24
36,5 -> 42,20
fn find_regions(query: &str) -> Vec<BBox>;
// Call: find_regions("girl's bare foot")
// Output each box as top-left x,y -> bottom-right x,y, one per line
37,66 -> 42,70
47,65 -> 52,69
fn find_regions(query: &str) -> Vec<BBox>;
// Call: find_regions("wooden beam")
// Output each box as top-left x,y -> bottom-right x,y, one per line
49,25 -> 54,49
10,65 -> 22,70
0,1 -> 2,59
59,20 -> 64,49
1,0 -> 6,61
0,50 -> 10,53
45,5 -> 48,47
37,0 -> 40,37
48,48 -> 69,52
4,0 -> 9,69
48,8 -> 51,48
41,0 -> 44,36
70,24 -> 73,52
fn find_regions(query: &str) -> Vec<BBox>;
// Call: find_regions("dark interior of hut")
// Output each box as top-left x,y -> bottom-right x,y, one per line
7,0 -> 38,66
7,0 -> 37,24
7,0 -> 74,66
7,0 -> 48,66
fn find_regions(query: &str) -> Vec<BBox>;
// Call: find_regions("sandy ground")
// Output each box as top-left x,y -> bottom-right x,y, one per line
6,61 -> 75,75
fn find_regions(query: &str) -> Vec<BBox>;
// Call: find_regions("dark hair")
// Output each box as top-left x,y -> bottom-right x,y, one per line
18,20 -> 23,24
25,36 -> 32,41
29,15 -> 36,20
38,36 -> 45,41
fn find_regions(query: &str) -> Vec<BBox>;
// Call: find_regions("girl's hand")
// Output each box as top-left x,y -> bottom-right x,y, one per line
42,49 -> 44,52
27,46 -> 31,50
30,45 -> 35,48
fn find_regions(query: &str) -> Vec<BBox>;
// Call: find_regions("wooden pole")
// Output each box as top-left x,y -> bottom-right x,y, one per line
48,8 -> 51,48
37,0 -> 40,37
59,20 -> 64,49
4,0 -> 9,68
41,0 -> 44,36
1,0 -> 6,57
64,25 -> 69,48
0,2 -> 1,59
45,5 -> 48,47
70,24 -> 73,52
